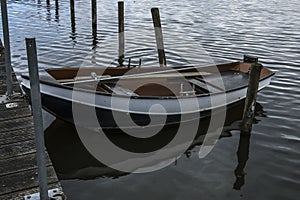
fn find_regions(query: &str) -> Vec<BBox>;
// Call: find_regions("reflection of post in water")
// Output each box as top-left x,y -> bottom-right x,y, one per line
233,132 -> 250,190
70,0 -> 76,44
91,43 -> 97,64
55,0 -> 59,22
92,32 -> 98,46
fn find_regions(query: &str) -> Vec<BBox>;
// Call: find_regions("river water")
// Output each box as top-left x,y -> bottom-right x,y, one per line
1,0 -> 299,199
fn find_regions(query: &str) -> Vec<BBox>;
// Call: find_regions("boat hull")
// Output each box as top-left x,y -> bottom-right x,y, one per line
21,75 -> 272,129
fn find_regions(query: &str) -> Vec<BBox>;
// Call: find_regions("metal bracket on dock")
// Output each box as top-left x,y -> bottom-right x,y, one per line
0,92 -> 22,107
23,188 -> 66,200
0,95 -> 7,104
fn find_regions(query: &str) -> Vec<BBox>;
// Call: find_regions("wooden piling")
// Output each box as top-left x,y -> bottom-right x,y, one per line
118,1 -> 125,66
55,0 -> 59,22
70,0 -> 76,37
0,39 -> 4,61
26,38 -> 49,200
151,8 -> 166,67
241,62 -> 263,133
70,0 -> 75,22
91,0 -> 97,36
1,0 -> 13,96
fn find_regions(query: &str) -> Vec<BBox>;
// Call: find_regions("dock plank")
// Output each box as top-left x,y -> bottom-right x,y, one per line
0,116 -> 34,133
0,152 -> 51,176
0,139 -> 36,160
0,127 -> 35,146
0,107 -> 31,122
0,82 -> 20,92
0,166 -> 58,196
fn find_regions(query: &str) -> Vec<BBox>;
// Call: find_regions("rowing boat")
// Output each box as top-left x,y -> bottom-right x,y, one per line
21,58 -> 274,129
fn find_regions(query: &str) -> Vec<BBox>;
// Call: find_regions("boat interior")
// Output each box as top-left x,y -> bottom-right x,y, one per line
43,62 -> 273,97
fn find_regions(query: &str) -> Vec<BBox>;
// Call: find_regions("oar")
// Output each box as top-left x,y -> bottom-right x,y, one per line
58,71 -> 212,83
61,65 -> 214,85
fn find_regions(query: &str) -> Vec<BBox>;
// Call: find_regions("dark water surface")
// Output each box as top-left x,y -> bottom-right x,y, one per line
1,0 -> 299,199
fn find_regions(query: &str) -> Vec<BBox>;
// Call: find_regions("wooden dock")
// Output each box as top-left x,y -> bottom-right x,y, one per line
0,60 -> 63,199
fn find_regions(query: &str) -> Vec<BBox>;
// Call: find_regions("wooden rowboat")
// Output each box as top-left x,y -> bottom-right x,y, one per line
21,58 -> 274,129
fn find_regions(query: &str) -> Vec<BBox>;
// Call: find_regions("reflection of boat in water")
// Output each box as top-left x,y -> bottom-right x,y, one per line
185,101 -> 264,156
22,59 -> 274,129
45,100 -> 265,180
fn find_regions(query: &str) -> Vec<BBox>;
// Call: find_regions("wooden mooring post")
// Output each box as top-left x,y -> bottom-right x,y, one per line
0,39 -> 4,61
92,0 -> 97,37
0,0 -> 13,97
55,0 -> 59,22
25,38 -> 49,200
151,8 -> 166,67
70,0 -> 76,41
118,1 -> 125,66
241,60 -> 262,133
70,0 -> 75,24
